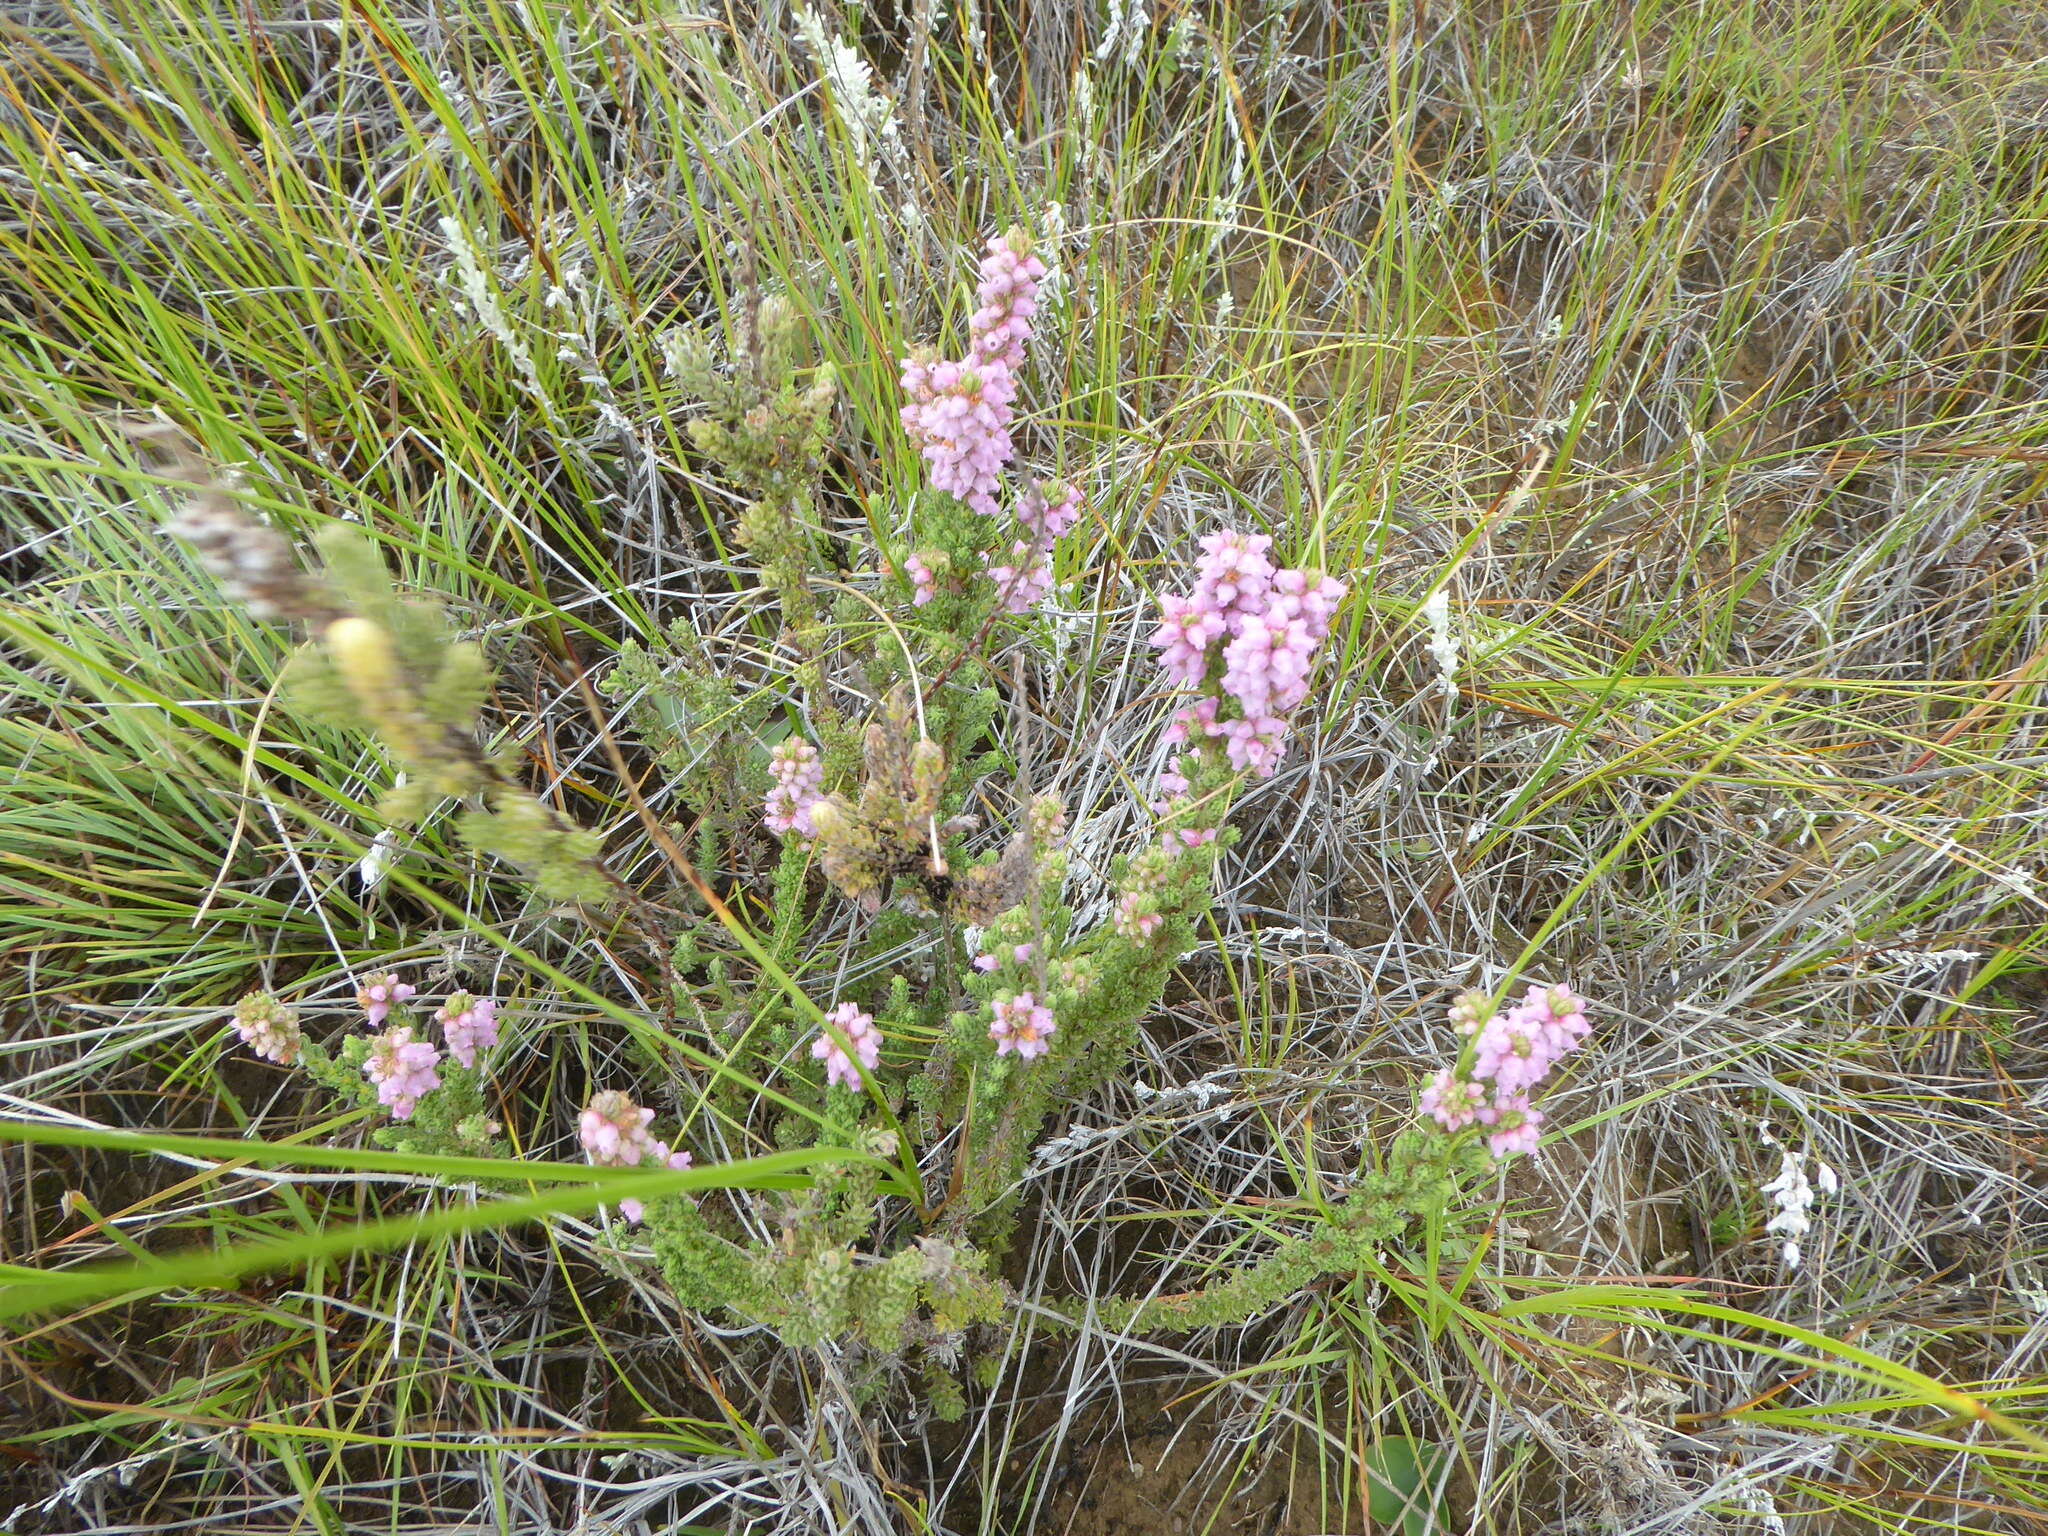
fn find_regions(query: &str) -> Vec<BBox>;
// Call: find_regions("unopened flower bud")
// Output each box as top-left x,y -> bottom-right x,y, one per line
324,617 -> 404,705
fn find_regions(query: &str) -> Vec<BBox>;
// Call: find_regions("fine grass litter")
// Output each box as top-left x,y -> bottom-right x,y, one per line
5,1 -> 2048,1533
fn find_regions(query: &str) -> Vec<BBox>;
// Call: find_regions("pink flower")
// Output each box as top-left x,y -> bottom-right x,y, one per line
1447,990 -> 1491,1036
1148,532 -> 1347,787
1191,529 -> 1275,619
765,737 -> 826,838
1467,984 -> 1592,1093
967,230 -> 1048,371
901,230 -> 1051,518
232,993 -> 302,1065
989,991 -> 1056,1059
1471,1005 -> 1558,1094
1420,1069 -> 1488,1131
1218,714 -> 1290,776
580,1089 -> 657,1166
1521,983 -> 1591,1051
1266,568 -> 1348,641
990,538 -> 1053,612
1221,612 -> 1316,718
903,553 -> 939,606
1150,593 -> 1228,685
900,355 -> 1018,518
1017,480 -> 1082,542
364,1025 -> 441,1119
812,1002 -> 882,1089
1422,985 -> 1591,1160
1479,1091 -> 1544,1159
975,941 -> 1037,971
356,972 -> 416,1028
434,992 -> 500,1069
1174,827 -> 1218,848
1114,890 -> 1163,940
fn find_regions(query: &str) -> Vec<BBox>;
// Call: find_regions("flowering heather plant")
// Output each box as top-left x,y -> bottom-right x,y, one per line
578,1090 -> 694,1223
225,974 -> 511,1165
356,972 -> 415,1028
231,992 -> 302,1065
1151,530 -> 1348,777
894,228 -> 1083,622
1420,984 -> 1593,1159
434,992 -> 500,1069
363,1025 -> 441,1120
899,230 -> 1045,517
764,735 -> 827,839
812,1002 -> 882,1088
570,225 -> 1596,1375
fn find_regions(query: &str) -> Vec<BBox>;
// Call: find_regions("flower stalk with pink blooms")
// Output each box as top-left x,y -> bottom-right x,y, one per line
813,1002 -> 883,1089
579,1089 -> 694,1224
1150,531 -> 1348,779
434,992 -> 500,1069
1419,984 -> 1592,1159
364,1025 -> 441,1120
764,735 -> 827,840
896,228 -> 1082,619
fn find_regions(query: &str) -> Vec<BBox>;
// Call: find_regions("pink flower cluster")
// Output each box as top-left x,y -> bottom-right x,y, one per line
974,941 -> 1036,972
765,736 -> 826,838
365,1025 -> 441,1119
1420,984 -> 1591,1159
579,1089 -> 694,1224
434,991 -> 500,1069
1149,532 -> 1347,777
339,972 -> 508,1119
812,1001 -> 882,1089
904,553 -> 938,607
899,356 -> 1018,518
989,991 -> 1056,1060
989,479 -> 1082,614
898,228 -> 1084,617
357,972 -> 416,1028
900,231 -> 1045,518
989,539 -> 1052,614
232,993 -> 302,1065
967,233 -> 1047,372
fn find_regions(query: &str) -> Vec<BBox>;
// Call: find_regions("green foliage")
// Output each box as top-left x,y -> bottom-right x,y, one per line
12,0 -> 2048,1522
602,630 -> 773,834
662,294 -> 840,654
646,1134 -> 1005,1360
1059,1131 -> 1493,1335
1365,1437 -> 1454,1536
